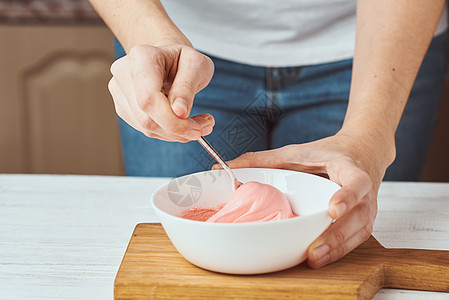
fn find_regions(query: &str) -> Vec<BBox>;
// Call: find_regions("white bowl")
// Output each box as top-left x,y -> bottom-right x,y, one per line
151,168 -> 340,274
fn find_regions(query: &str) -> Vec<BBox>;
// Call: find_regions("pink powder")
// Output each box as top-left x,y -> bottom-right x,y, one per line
180,182 -> 298,223
181,203 -> 225,222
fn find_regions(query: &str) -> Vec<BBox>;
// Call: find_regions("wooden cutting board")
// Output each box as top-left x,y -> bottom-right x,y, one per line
114,223 -> 449,299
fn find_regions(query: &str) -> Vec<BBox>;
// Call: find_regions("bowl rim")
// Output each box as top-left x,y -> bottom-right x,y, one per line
151,167 -> 340,227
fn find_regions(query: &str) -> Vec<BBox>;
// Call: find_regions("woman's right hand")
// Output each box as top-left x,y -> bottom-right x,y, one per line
108,44 -> 215,142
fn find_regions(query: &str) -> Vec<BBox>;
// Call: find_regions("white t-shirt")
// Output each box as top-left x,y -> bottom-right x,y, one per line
161,0 -> 448,67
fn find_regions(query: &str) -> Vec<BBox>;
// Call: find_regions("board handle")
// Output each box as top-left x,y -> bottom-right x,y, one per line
382,248 -> 449,292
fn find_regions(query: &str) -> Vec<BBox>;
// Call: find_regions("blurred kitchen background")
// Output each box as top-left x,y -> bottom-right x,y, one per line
0,0 -> 448,181
0,0 -> 123,176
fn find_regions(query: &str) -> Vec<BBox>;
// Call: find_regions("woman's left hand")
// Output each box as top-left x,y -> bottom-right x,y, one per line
213,133 -> 393,268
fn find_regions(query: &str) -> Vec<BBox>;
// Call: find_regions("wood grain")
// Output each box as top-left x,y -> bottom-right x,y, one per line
115,223 -> 449,300
1,175 -> 448,299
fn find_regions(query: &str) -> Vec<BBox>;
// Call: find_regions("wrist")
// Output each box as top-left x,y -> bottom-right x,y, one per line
152,35 -> 193,48
124,33 -> 192,52
340,110 -> 397,166
120,12 -> 192,51
335,128 -> 396,184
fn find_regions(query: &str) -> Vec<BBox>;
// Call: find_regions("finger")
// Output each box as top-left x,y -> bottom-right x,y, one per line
109,78 -> 191,142
167,48 -> 214,118
126,46 -> 211,140
148,92 -> 208,140
148,129 -> 191,143
308,229 -> 371,270
111,55 -> 139,102
307,199 -> 375,268
212,148 -> 288,170
326,159 -> 372,219
108,77 -> 144,132
112,56 -> 180,139
308,226 -> 372,268
191,114 -> 215,136
111,55 -> 162,135
213,144 -> 329,173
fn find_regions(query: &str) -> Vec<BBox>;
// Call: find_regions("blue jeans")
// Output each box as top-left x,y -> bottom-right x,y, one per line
114,33 -> 447,180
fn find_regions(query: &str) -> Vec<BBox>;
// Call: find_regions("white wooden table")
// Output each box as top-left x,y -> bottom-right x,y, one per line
0,174 -> 448,300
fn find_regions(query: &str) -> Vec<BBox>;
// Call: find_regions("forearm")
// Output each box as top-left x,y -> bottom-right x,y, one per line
341,0 -> 445,169
89,0 -> 191,52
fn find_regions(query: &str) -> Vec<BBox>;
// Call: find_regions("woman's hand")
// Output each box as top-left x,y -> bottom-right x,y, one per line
213,133 -> 394,268
108,44 -> 215,142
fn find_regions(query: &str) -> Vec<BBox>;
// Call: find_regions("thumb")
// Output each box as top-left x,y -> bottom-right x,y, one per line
212,149 -> 283,170
168,48 -> 214,119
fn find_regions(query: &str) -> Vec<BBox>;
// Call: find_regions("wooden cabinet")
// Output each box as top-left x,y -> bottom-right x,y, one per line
0,25 -> 123,175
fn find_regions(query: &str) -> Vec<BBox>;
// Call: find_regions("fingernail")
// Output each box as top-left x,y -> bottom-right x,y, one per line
172,98 -> 188,118
201,125 -> 213,136
185,129 -> 201,140
212,164 -> 222,170
314,253 -> 330,268
313,244 -> 329,261
334,202 -> 347,218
